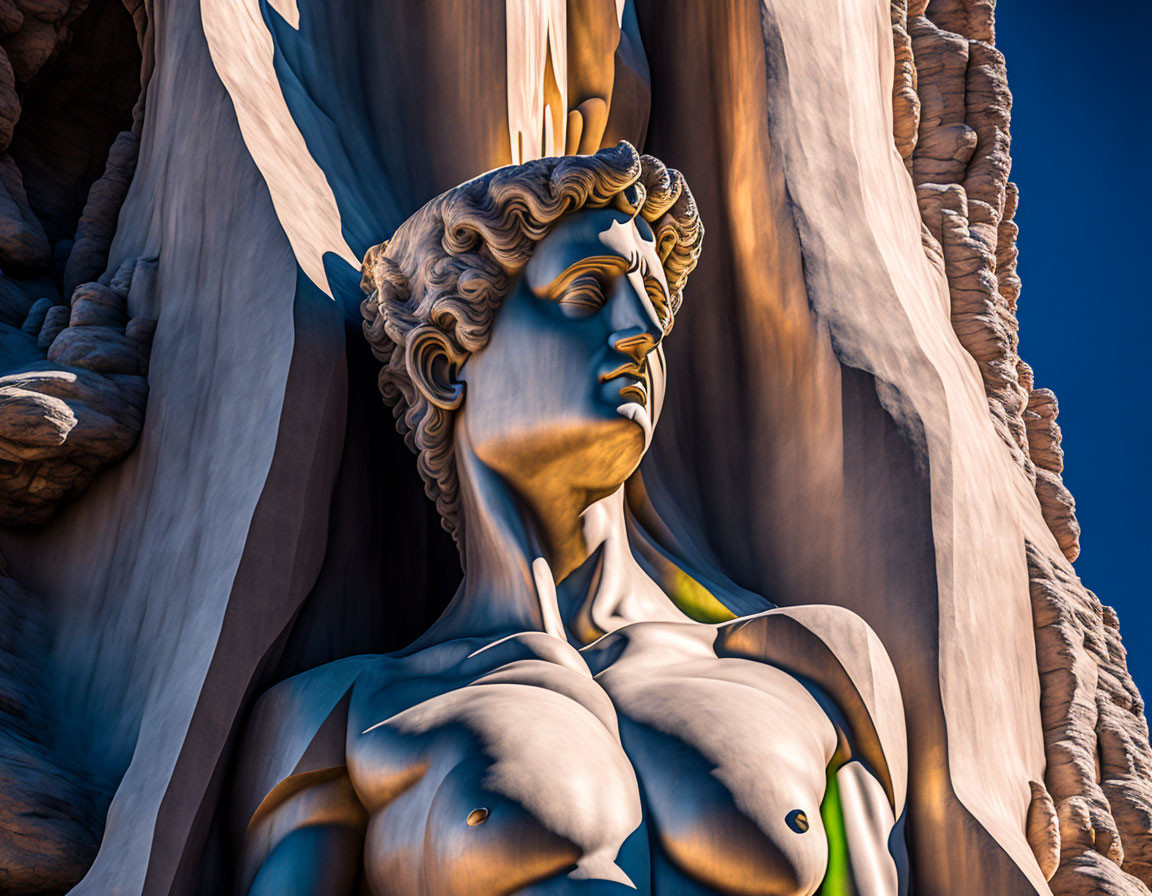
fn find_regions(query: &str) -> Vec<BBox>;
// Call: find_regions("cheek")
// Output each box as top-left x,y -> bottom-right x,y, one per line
463,311 -> 602,437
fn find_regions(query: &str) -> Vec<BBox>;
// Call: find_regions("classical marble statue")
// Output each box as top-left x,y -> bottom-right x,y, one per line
234,144 -> 908,895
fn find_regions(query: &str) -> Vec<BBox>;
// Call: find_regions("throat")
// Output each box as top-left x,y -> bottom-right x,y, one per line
410,431 -> 687,651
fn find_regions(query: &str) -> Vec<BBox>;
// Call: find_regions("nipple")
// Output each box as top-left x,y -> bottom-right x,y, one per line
466,807 -> 490,826
785,809 -> 809,833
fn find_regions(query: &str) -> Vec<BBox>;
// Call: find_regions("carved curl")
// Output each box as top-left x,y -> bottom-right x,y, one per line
361,142 -> 703,545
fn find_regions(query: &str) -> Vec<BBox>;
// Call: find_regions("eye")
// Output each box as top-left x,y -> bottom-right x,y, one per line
556,271 -> 609,319
644,276 -> 671,330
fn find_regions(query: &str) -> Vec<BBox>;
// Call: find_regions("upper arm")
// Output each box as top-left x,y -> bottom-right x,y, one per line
232,658 -> 374,893
824,760 -> 909,896
241,769 -> 367,895
248,823 -> 362,896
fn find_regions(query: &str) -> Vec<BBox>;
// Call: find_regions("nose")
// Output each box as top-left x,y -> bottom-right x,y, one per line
606,279 -> 663,364
611,329 -> 657,365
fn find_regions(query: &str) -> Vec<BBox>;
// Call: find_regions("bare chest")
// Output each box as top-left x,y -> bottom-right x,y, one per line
346,626 -> 838,895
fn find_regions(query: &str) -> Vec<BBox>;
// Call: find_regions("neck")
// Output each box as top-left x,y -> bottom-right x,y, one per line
408,428 -> 685,651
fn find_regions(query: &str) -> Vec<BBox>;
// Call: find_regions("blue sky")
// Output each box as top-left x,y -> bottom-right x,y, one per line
995,2 -> 1151,697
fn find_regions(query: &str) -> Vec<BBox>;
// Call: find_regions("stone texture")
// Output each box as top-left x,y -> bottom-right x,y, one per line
1,16 -> 61,83
890,4 -> 1149,890
0,153 -> 49,268
893,0 -> 1082,561
62,131 -> 139,293
0,45 -> 20,150
0,273 -> 151,527
68,281 -> 125,327
0,1 -> 1142,894
0,0 -> 147,541
890,0 -> 919,169
1028,542 -> 1152,893
0,569 -> 104,895
6,0 -> 142,244
634,0 -> 1052,889
0,0 -> 141,283
1027,778 -> 1062,882
0,2 -> 24,36
0,2 -> 340,890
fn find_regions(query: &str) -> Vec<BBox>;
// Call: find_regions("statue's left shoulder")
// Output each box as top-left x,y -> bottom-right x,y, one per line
715,605 -> 908,817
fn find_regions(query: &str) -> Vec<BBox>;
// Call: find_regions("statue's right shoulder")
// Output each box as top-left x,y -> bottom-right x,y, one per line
231,655 -> 378,838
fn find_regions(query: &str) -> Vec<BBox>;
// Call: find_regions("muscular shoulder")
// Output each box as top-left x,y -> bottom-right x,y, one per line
232,655 -> 378,837
716,605 -> 908,816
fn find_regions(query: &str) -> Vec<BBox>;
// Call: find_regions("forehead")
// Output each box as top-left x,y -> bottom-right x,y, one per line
525,207 -> 656,286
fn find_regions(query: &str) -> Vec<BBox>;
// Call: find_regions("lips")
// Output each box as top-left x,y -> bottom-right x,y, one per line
600,361 -> 648,405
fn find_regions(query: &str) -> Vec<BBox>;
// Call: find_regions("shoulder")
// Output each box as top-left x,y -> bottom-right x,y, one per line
231,655 -> 378,837
715,605 -> 908,816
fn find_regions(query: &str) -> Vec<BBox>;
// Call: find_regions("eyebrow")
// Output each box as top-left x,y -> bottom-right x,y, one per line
543,254 -> 630,294
539,253 -> 671,324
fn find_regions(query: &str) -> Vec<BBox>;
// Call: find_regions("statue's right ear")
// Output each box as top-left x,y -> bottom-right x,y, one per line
406,326 -> 465,410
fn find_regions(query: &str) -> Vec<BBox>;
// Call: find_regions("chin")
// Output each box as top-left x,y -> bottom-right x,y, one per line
615,400 -> 653,449
582,408 -> 650,488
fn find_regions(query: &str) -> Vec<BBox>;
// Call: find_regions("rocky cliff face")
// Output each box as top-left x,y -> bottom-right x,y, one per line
0,0 -> 147,526
890,2 -> 1152,891
0,2 -> 147,889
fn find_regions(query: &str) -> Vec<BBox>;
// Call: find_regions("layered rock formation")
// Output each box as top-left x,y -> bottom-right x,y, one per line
890,0 -> 1080,561
1029,544 -> 1152,894
0,0 -> 143,268
0,260 -> 154,527
890,2 -> 1152,892
0,0 -> 148,526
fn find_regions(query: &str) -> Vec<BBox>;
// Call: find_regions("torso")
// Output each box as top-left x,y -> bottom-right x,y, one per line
343,620 -> 839,896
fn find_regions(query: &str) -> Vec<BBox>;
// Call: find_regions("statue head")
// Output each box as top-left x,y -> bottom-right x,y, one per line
361,142 -> 702,547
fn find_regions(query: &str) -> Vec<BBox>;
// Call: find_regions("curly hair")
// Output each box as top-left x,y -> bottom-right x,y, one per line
361,142 -> 703,546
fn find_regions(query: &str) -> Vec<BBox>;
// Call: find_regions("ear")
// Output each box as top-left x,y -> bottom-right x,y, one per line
653,220 -> 677,264
613,182 -> 644,216
406,326 -> 464,410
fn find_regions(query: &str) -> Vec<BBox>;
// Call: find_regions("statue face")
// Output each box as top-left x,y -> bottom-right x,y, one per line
459,207 -> 670,502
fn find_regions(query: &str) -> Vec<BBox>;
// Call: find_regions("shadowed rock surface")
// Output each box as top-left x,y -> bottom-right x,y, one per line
0,568 -> 107,894
0,0 -> 145,527
0,262 -> 153,527
0,4 -> 145,891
